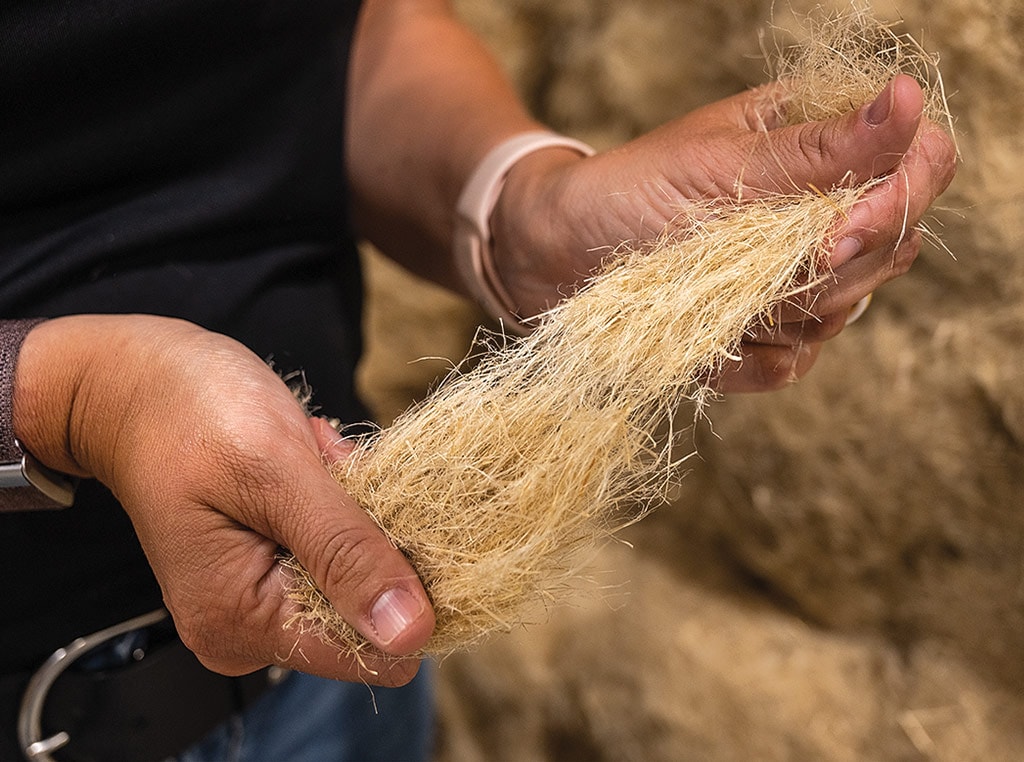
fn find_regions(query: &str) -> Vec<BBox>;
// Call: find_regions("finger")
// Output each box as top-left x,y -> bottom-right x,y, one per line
309,415 -> 355,463
300,420 -> 435,658
743,306 -> 849,346
162,506 -> 425,686
713,341 -> 822,393
830,118 -> 957,268
275,453 -> 435,658
198,417 -> 436,661
776,231 -> 921,324
298,419 -> 434,656
741,74 -> 925,197
747,232 -> 915,345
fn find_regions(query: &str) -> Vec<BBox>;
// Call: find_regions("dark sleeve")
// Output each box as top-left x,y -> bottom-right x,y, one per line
0,318 -> 57,512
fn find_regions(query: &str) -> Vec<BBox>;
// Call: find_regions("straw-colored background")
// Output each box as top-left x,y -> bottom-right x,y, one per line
356,1 -> 1024,759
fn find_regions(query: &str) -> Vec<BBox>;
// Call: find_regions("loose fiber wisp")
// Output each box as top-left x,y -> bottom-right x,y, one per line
282,6 -> 953,660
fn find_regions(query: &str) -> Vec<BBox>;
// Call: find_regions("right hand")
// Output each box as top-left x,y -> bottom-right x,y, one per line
13,314 -> 435,685
493,75 -> 957,392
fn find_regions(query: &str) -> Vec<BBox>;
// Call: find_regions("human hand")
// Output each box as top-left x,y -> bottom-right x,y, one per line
492,74 -> 957,391
13,315 -> 435,685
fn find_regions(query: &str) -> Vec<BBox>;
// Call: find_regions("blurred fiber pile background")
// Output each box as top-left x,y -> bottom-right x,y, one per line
355,1 -> 1024,759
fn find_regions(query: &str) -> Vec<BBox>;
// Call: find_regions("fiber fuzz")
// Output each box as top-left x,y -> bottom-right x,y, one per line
283,6 -> 951,659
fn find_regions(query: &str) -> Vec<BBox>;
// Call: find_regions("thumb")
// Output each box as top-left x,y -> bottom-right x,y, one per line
755,74 -> 925,193
274,421 -> 435,658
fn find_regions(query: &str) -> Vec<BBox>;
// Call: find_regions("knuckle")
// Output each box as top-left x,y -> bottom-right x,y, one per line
765,367 -> 797,390
892,253 -> 914,278
813,310 -> 848,341
753,349 -> 800,391
921,126 -> 959,191
174,606 -> 266,677
168,582 -> 266,670
891,233 -> 922,276
175,612 -> 218,663
794,122 -> 833,168
763,343 -> 818,388
201,432 -> 305,529
320,525 -> 382,598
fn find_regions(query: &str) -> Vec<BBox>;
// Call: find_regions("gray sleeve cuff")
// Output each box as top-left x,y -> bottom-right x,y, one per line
1,318 -> 46,460
0,318 -> 73,511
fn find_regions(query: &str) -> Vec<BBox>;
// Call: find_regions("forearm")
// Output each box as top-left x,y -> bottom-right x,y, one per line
346,0 -> 542,290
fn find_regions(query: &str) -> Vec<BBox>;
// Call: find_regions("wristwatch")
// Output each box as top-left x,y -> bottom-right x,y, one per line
454,130 -> 596,335
0,443 -> 76,509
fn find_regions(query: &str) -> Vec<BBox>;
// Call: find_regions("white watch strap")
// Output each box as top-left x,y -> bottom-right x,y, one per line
845,293 -> 873,325
454,130 -> 595,335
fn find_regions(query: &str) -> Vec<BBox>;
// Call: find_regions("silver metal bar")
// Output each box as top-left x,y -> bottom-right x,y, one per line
0,462 -> 29,489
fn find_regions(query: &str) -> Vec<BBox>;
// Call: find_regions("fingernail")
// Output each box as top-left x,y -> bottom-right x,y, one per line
832,237 -> 863,267
370,588 -> 423,646
864,82 -> 895,126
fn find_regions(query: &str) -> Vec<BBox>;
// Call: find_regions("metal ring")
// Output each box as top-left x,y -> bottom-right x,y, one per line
18,609 -> 169,761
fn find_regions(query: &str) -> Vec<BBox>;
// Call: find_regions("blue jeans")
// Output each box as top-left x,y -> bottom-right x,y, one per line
168,667 -> 435,762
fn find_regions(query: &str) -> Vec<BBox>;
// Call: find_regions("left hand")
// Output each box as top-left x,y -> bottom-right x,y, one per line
14,316 -> 436,685
492,74 -> 957,391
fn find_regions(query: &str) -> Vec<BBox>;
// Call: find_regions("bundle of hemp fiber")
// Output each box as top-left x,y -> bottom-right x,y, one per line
282,5 -> 954,660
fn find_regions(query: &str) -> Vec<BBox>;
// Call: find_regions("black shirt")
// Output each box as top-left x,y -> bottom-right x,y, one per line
0,0 -> 365,670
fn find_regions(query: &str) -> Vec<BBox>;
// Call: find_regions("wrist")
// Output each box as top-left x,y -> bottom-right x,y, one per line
13,315 -> 200,483
454,131 -> 595,332
490,146 -> 593,320
14,316 -> 113,480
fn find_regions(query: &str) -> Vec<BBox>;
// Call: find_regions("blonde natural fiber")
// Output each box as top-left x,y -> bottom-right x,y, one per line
768,4 -> 954,133
282,5 -> 952,659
